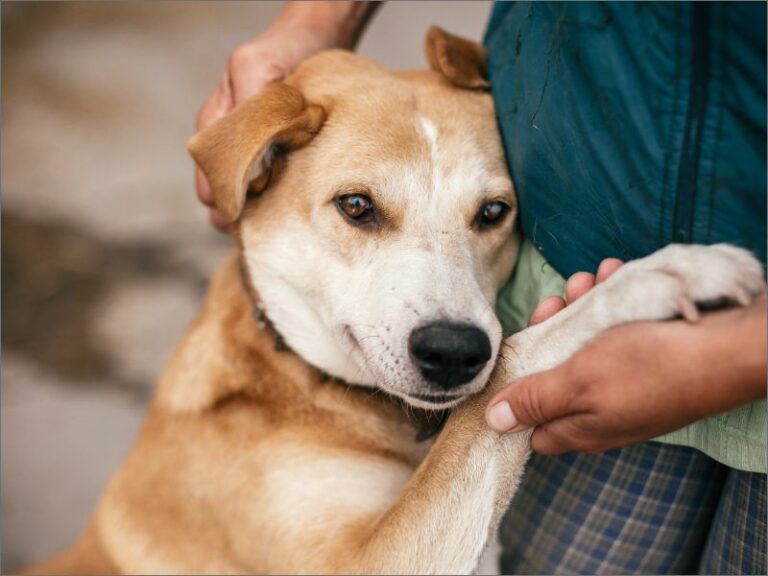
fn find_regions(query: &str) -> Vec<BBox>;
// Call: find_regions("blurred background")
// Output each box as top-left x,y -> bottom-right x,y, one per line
1,1 -> 493,570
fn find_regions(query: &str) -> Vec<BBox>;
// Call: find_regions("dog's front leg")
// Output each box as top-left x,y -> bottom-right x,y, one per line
328,393 -> 529,575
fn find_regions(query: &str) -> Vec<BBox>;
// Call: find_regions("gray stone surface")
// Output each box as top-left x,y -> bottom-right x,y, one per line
1,2 -> 495,572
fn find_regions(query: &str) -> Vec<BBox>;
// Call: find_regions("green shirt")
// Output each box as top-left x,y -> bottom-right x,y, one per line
497,238 -> 767,474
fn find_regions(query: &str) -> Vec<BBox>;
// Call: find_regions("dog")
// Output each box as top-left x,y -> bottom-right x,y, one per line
24,27 -> 765,575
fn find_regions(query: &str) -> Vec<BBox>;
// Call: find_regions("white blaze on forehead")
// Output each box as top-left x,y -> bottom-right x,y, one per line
418,115 -> 441,202
418,114 -> 439,148
415,114 -> 498,225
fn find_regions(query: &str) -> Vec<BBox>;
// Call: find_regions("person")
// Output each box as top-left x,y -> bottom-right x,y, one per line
194,2 -> 767,574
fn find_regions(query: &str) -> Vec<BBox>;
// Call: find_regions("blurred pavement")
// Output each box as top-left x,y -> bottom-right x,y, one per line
1,1 -> 494,572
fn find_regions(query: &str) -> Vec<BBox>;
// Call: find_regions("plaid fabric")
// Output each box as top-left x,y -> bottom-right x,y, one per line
699,470 -> 767,575
499,441 -> 767,575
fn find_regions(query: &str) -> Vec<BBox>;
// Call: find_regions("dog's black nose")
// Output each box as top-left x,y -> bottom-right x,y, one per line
408,322 -> 492,390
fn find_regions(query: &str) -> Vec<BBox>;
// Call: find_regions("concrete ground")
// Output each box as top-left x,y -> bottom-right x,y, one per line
1,1 -> 495,572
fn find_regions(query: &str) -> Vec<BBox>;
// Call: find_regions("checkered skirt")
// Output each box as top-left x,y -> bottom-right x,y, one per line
499,442 -> 766,575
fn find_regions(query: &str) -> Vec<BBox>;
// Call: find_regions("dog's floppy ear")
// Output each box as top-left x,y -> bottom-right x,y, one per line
187,82 -> 326,222
425,26 -> 489,90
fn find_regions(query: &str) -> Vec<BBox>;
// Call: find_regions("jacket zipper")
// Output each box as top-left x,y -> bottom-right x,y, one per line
672,2 -> 711,244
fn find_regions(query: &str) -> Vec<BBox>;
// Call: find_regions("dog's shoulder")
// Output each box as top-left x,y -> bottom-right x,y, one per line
153,251 -> 300,414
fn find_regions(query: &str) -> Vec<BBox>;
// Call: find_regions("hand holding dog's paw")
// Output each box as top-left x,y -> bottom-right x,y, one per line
487,246 -> 766,454
487,295 -> 767,452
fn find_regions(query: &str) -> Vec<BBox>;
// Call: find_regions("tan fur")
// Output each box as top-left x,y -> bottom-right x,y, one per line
25,27 -> 765,575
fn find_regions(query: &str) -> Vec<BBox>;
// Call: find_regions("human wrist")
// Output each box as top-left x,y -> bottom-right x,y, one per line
275,1 -> 378,50
669,297 -> 766,419
714,294 -> 767,400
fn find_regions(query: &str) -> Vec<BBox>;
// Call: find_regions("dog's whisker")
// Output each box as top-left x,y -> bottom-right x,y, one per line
357,335 -> 383,343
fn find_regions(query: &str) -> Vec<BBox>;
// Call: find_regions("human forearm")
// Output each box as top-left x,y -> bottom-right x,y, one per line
276,1 -> 380,50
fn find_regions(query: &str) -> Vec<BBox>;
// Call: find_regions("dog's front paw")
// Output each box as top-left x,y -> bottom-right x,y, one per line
599,244 -> 765,323
635,243 -> 764,312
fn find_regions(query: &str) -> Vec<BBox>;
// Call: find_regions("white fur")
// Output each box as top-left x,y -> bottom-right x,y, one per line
419,115 -> 441,201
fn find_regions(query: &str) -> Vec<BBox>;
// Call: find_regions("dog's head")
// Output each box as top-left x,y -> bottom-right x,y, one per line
189,28 -> 518,410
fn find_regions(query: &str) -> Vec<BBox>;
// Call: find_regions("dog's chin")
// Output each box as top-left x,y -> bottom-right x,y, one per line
387,389 -> 470,411
338,354 -> 485,410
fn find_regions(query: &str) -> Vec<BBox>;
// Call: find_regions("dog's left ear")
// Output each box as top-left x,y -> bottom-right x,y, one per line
188,82 -> 326,222
425,26 -> 490,90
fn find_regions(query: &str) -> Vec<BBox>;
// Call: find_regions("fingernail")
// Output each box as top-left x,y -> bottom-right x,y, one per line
486,401 -> 517,433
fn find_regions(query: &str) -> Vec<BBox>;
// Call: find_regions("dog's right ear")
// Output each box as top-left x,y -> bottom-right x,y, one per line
187,82 -> 326,222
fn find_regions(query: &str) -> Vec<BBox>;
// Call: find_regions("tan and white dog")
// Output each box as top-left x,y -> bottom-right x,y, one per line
26,28 -> 764,575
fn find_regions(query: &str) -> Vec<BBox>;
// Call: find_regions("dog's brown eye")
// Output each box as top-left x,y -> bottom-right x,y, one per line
477,201 -> 511,228
337,194 -> 375,223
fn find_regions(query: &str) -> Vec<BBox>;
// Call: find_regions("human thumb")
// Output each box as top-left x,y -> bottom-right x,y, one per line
485,367 -> 573,434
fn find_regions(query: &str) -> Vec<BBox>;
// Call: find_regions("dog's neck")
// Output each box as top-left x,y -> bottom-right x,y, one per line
154,252 -> 438,470
236,253 -> 449,441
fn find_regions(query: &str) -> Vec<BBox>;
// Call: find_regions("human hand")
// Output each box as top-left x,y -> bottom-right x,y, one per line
486,259 -> 767,454
195,1 -> 378,229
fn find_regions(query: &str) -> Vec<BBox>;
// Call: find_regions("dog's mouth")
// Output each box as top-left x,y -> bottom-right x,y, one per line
411,391 -> 465,403
397,390 -> 470,410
